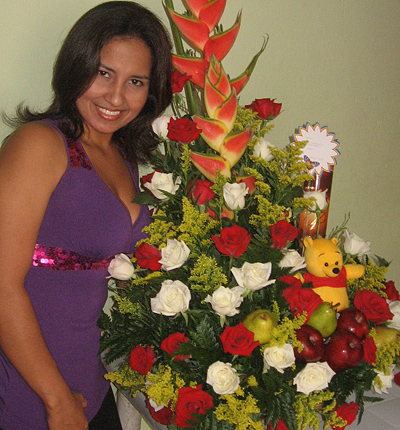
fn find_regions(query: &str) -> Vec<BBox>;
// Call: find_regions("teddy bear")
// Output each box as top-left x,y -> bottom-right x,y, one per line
295,237 -> 365,311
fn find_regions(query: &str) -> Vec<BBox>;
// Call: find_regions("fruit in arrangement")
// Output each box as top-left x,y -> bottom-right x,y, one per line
336,307 -> 369,342
243,309 -> 278,345
372,326 -> 400,348
323,330 -> 363,372
308,302 -> 338,338
294,324 -> 325,363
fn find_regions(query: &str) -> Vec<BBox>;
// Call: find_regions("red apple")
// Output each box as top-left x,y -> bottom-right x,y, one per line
336,308 -> 369,342
294,324 -> 325,363
323,330 -> 363,372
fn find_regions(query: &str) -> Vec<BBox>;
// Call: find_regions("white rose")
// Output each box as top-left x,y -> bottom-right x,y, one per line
159,239 -> 190,271
144,172 -> 181,200
231,262 -> 275,291
152,115 -> 174,139
263,344 -> 296,374
293,362 -> 336,395
149,398 -> 165,412
204,286 -> 243,317
279,250 -> 307,273
343,230 -> 371,257
222,182 -> 249,210
206,361 -> 240,395
303,190 -> 328,211
253,138 -> 275,161
373,365 -> 395,394
107,253 -> 134,280
387,300 -> 400,330
151,280 -> 191,316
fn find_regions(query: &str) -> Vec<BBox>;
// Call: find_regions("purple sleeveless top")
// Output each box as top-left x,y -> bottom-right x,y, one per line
0,120 -> 151,429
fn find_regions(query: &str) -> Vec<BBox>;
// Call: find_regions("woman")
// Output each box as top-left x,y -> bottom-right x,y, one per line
0,2 -> 172,429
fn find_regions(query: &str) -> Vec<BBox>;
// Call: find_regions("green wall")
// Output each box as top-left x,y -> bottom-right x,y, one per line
1,0 -> 399,285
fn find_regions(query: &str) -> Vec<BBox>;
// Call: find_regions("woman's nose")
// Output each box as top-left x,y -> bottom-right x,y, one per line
105,82 -> 124,106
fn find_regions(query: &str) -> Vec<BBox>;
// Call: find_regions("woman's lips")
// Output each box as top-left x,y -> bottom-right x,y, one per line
96,106 -> 123,120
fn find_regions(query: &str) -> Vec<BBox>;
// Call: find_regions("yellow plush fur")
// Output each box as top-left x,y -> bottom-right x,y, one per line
295,237 -> 365,311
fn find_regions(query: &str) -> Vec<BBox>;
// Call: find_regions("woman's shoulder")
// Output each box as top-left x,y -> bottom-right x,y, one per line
0,120 -> 68,179
2,120 -> 66,157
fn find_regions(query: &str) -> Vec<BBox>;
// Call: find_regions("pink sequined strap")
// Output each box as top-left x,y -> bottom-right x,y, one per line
32,244 -> 112,271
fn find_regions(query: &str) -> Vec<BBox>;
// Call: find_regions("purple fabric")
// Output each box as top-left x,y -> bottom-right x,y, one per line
0,120 -> 151,429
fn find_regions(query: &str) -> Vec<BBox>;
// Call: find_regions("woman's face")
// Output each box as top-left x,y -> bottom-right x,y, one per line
76,37 -> 152,139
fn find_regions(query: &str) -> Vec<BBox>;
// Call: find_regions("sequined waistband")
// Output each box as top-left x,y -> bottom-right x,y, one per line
32,244 -> 112,271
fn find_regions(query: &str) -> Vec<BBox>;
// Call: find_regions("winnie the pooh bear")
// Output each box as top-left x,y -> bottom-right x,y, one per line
295,237 -> 365,311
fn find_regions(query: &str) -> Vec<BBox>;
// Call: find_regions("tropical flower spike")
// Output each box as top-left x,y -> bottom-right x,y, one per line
166,0 -> 266,94
189,57 -> 252,181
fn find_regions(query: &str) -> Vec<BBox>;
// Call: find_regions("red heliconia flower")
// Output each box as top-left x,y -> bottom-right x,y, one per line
170,1 -> 266,93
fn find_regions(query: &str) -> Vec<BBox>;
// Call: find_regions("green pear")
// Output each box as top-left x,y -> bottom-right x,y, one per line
372,326 -> 400,348
243,309 -> 278,345
308,302 -> 337,338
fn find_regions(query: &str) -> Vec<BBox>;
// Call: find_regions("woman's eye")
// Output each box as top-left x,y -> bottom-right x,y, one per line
98,70 -> 109,77
130,79 -> 143,86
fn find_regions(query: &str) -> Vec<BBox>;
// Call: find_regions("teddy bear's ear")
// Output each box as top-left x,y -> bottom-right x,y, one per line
303,237 -> 313,248
330,238 -> 339,245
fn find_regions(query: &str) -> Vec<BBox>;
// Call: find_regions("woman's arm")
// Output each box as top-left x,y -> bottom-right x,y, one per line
0,122 -> 89,429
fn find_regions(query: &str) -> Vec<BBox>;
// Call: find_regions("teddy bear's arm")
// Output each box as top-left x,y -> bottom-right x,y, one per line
344,264 -> 365,280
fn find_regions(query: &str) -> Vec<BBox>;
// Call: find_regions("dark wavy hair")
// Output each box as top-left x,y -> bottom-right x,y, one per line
6,1 -> 173,164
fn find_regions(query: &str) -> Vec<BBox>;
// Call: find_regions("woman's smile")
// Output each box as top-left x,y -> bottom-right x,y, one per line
76,37 -> 152,140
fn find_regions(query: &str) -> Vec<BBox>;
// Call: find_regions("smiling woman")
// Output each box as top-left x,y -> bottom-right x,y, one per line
76,38 -> 152,140
0,2 -> 172,429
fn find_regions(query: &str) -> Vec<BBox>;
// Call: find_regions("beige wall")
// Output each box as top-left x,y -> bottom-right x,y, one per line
1,0 -> 399,285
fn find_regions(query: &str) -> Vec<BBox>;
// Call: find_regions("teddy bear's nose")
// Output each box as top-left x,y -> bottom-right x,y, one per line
333,267 -> 340,275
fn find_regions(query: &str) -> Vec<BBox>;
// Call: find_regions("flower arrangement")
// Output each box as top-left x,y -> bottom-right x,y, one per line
99,1 -> 400,429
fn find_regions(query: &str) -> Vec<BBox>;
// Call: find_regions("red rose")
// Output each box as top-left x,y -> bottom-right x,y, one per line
245,98 -> 282,120
363,336 -> 377,364
145,399 -> 173,425
171,70 -> 191,93
129,345 -> 156,375
161,332 -> 189,361
269,220 -> 298,249
384,281 -> 400,301
188,179 -> 215,205
394,372 -> 400,387
212,224 -> 251,258
173,385 -> 213,428
135,243 -> 162,271
266,419 -> 289,430
141,170 -> 157,191
353,290 -> 394,324
167,117 -> 201,143
331,402 -> 359,429
282,284 -> 323,322
219,322 -> 259,356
